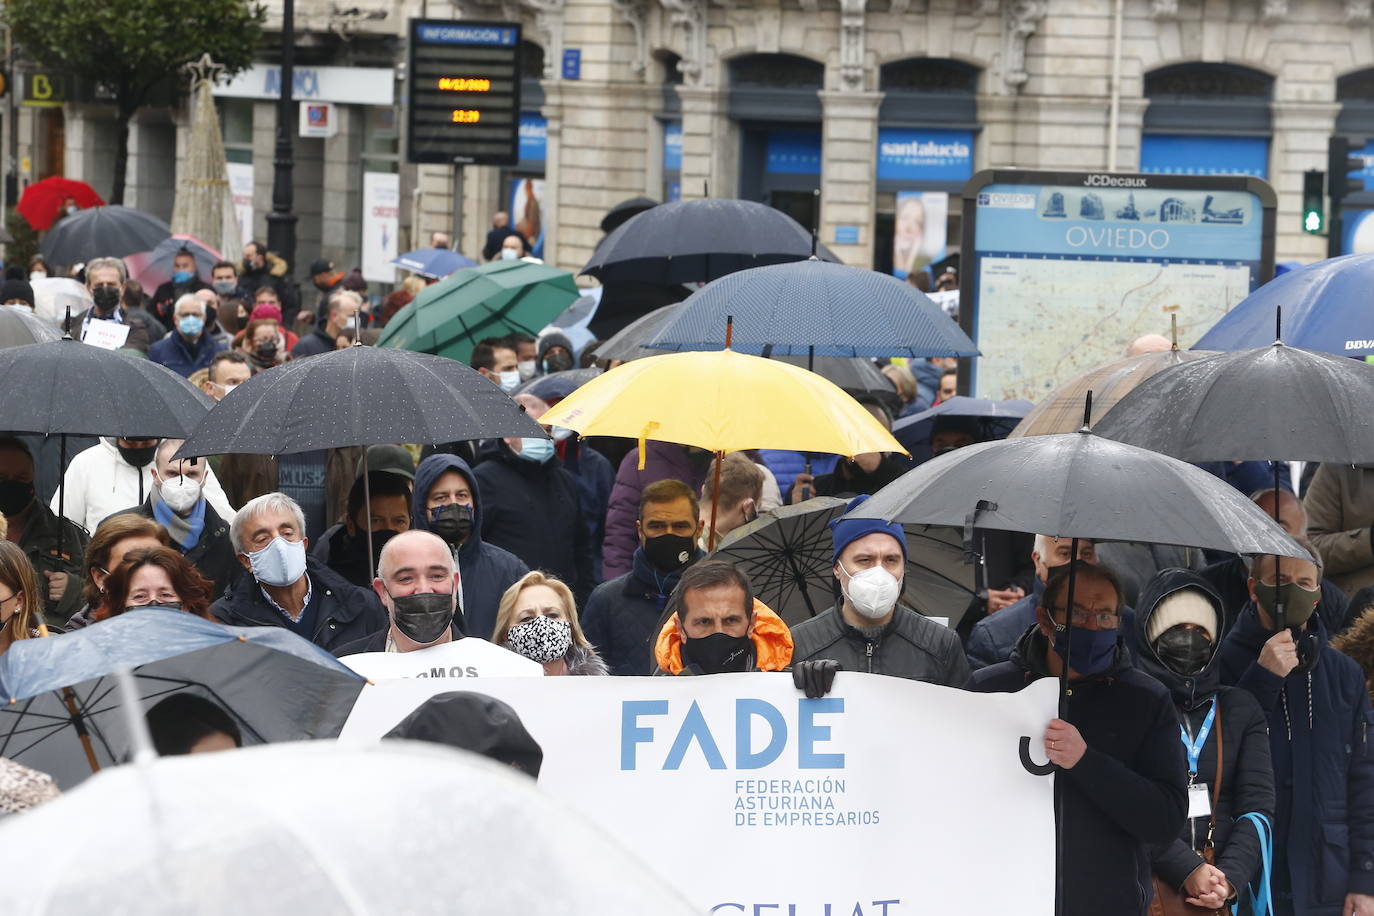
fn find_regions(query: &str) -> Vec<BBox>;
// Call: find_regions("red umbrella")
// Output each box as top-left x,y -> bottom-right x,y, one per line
17,178 -> 105,232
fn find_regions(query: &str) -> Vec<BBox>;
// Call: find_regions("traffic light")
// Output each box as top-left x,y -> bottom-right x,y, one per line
1303,170 -> 1325,234
1329,135 -> 1369,202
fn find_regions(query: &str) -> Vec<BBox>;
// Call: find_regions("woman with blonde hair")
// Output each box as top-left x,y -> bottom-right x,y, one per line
0,541 -> 45,653
493,571 -> 608,676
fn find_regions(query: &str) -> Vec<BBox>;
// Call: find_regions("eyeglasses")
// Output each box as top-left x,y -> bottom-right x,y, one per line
1046,607 -> 1120,629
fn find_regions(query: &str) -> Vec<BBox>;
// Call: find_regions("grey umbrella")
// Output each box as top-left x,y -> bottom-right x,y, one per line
0,308 -> 60,349
590,303 -> 683,363
40,205 -> 171,267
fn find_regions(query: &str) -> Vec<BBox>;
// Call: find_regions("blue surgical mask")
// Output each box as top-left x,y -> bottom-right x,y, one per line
516,437 -> 555,464
1051,625 -> 1118,677
177,315 -> 204,338
172,269 -> 195,284
244,536 -> 307,587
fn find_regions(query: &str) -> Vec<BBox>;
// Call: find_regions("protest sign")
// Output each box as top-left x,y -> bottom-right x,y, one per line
339,637 -> 542,680
344,672 -> 1058,914
81,321 -> 130,351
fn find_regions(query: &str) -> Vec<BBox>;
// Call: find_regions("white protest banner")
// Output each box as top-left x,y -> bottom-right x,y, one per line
340,637 -> 542,680
343,672 -> 1059,914
361,171 -> 400,284
226,162 -> 255,245
81,321 -> 130,350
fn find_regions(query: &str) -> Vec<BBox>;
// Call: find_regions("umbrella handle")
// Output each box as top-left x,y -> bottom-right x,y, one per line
799,459 -> 811,502
60,686 -> 101,774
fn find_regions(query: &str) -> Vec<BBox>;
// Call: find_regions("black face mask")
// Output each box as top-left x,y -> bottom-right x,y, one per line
429,504 -> 474,546
351,528 -> 399,575
116,442 -> 158,468
643,532 -> 695,573
684,632 -> 753,674
389,589 -> 455,644
255,342 -> 279,361
543,352 -> 574,374
92,286 -> 121,313
0,480 -> 34,516
1153,625 -> 1213,676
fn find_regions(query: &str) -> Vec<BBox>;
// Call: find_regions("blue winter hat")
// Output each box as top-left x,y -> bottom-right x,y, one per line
829,495 -> 907,564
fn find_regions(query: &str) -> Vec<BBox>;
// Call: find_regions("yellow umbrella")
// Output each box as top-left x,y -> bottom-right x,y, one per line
540,347 -> 906,547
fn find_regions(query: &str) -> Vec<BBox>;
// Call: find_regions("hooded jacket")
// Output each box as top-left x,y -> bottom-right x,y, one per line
790,600 -> 970,688
384,690 -> 543,778
967,627 -> 1189,916
472,439 -> 594,604
602,442 -> 707,581
52,438 -> 234,535
1135,569 -> 1275,905
653,599 -> 793,675
210,555 -> 386,653
411,454 -> 528,641
1218,603 -> 1374,914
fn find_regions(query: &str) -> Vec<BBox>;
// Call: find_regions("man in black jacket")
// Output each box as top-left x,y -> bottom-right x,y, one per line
472,396 -> 595,603
212,492 -> 386,653
0,436 -> 87,624
109,439 -> 238,600
333,530 -> 463,656
967,561 -> 1189,916
790,495 -> 969,691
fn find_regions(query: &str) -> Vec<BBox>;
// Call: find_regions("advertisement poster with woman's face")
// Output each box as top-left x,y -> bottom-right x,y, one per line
892,191 -> 948,280
511,178 -> 545,259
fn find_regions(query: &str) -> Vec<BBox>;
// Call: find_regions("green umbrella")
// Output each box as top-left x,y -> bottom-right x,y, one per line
377,260 -> 582,363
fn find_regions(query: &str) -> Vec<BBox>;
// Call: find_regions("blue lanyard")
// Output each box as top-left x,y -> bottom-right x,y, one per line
1179,698 -> 1217,778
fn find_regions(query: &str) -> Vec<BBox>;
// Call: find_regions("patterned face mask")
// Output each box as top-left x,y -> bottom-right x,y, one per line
506,615 -> 572,663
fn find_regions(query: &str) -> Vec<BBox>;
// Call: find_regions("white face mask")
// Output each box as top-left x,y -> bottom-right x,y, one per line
839,562 -> 902,620
498,369 -> 521,392
219,383 -> 238,397
517,359 -> 537,381
159,474 -> 203,515
500,248 -> 520,261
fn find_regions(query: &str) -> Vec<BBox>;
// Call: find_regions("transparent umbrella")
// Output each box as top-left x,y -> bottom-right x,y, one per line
0,740 -> 699,915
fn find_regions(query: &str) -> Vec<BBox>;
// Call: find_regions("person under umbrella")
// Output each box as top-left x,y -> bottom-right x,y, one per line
71,257 -> 156,353
96,546 -> 215,622
384,691 -> 543,779
698,453 -> 764,551
410,455 -> 527,642
0,278 -> 35,311
106,440 -> 237,600
787,398 -> 908,502
67,516 -> 169,630
492,571 -> 609,675
0,436 -> 87,623
212,493 -> 386,653
1137,569 -> 1274,913
536,330 -> 576,376
651,560 -> 794,676
0,541 -> 46,653
1216,548 -> 1374,916
967,561 -> 1189,916
148,293 -> 226,379
144,694 -> 242,756
788,496 -> 969,698
149,248 -> 209,324
313,470 -> 412,590
333,530 -> 462,656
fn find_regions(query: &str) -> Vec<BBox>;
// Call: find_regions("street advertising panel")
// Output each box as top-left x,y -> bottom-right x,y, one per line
406,19 -> 521,165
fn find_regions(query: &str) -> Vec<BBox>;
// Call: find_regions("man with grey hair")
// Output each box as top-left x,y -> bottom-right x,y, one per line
333,530 -> 463,656
291,289 -> 362,359
211,492 -> 385,651
73,256 -> 155,353
148,293 -> 226,378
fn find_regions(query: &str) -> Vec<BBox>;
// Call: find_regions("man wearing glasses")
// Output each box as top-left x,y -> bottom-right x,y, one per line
967,560 -> 1188,916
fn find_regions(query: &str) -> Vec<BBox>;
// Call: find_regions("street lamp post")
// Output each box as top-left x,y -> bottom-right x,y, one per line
266,0 -> 297,275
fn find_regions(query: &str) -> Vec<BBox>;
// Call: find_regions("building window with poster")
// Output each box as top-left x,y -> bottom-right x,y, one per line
1334,69 -> 1374,255
360,105 -> 400,288
500,40 -> 546,260
658,52 -> 683,202
873,59 -> 979,288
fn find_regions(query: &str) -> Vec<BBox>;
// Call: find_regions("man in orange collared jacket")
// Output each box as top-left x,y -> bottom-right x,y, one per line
652,560 -> 793,676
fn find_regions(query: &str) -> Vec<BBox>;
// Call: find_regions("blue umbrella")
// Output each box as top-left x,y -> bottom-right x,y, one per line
1194,253 -> 1374,356
0,609 -> 365,788
893,396 -> 1034,464
644,259 -> 979,359
391,247 -> 478,279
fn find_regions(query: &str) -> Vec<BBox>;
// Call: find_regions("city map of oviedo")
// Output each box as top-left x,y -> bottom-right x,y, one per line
960,171 -> 1276,402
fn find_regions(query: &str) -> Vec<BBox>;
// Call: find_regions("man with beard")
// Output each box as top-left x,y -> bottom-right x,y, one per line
651,560 -> 794,676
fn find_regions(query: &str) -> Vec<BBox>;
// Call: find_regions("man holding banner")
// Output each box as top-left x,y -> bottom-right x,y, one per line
968,561 -> 1188,916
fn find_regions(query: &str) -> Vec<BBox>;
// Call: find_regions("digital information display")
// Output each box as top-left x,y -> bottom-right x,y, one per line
406,19 -> 522,165
959,170 -> 1275,401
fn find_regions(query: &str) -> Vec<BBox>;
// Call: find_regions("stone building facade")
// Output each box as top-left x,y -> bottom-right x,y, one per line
13,0 -> 1374,280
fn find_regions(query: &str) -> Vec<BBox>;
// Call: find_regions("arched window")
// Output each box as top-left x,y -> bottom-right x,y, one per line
1141,63 -> 1272,178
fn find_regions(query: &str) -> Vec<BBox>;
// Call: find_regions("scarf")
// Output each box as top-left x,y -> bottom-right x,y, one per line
151,487 -> 206,552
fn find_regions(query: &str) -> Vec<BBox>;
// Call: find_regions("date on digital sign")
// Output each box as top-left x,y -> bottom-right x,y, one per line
406,19 -> 521,165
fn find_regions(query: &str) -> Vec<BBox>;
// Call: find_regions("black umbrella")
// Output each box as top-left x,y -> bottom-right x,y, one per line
710,498 -> 978,627
0,333 -> 212,552
0,308 -> 60,349
771,354 -> 901,414
175,345 -> 550,563
177,345 -> 546,457
1092,340 -> 1374,463
513,367 -> 602,401
599,197 -> 658,234
591,303 -> 683,362
582,198 -> 840,286
40,205 -> 171,266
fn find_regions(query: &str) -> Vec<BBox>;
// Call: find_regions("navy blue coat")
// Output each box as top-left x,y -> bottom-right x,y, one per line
411,454 -> 528,641
560,440 -> 614,582
148,330 -> 226,378
210,555 -> 386,653
1218,605 -> 1374,915
581,546 -> 698,676
968,628 -> 1189,916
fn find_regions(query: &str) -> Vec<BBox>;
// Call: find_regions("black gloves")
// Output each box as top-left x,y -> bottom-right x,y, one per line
792,659 -> 841,698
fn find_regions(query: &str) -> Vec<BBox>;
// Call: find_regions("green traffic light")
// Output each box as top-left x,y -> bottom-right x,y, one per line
1305,210 -> 1323,233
